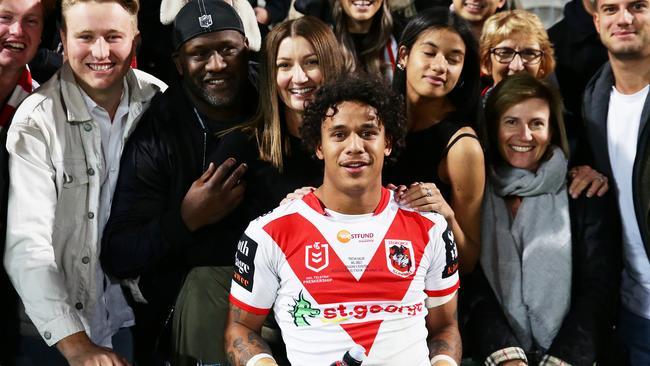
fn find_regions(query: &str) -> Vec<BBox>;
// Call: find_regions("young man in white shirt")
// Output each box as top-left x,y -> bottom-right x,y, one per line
583,0 -> 650,363
4,0 -> 166,365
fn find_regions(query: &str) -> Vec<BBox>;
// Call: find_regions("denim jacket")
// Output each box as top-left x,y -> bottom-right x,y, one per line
4,63 -> 165,346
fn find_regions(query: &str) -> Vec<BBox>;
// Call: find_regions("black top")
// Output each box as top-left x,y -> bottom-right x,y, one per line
383,116 -> 473,200
350,33 -> 366,57
247,134 -> 324,214
548,0 -> 608,165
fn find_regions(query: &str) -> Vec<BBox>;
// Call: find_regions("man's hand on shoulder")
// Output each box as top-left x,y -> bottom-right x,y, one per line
56,331 -> 130,366
280,186 -> 315,205
181,158 -> 247,232
568,165 -> 609,198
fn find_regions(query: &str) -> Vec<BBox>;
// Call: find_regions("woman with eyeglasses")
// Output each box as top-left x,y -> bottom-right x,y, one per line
479,9 -> 609,200
479,10 -> 555,98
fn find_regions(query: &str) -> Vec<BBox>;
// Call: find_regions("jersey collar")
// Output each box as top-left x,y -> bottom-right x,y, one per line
302,187 -> 391,216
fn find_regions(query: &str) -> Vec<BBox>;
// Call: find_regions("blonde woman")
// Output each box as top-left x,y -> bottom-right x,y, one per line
479,10 -> 555,93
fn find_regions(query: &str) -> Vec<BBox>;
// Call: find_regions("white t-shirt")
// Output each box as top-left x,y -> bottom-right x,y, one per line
607,84 -> 650,318
230,188 -> 460,366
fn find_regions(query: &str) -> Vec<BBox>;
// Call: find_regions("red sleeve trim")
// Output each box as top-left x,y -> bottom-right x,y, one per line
229,294 -> 271,316
425,279 -> 460,297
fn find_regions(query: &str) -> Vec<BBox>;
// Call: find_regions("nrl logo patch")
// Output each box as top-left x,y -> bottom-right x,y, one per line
289,291 -> 320,327
305,242 -> 329,272
385,239 -> 415,277
198,14 -> 213,28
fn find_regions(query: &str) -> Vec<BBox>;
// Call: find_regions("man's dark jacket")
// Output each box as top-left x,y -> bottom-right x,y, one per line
100,67 -> 259,356
548,0 -> 608,163
583,62 -> 650,260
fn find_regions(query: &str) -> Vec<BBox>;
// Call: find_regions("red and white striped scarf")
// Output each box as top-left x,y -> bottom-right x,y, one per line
0,67 -> 35,128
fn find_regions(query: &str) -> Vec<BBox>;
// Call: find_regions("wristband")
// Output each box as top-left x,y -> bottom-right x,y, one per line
430,354 -> 458,366
245,353 -> 276,366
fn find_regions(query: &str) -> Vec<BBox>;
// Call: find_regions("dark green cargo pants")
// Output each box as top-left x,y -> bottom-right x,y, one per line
172,266 -> 232,366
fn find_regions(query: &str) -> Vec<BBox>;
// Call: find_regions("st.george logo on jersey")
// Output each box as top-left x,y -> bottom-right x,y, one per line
305,242 -> 329,272
385,240 -> 415,277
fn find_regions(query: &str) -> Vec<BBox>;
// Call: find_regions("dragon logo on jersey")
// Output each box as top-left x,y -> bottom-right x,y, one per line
289,291 -> 320,327
385,240 -> 415,277
441,228 -> 458,278
305,242 -> 329,272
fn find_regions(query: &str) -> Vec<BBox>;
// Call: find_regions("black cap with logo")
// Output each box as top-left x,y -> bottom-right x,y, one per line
172,0 -> 245,50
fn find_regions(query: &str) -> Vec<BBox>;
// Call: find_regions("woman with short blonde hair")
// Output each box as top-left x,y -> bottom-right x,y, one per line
479,10 -> 555,86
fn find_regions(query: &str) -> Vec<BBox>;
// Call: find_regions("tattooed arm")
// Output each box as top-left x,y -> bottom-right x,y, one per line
225,303 -> 277,366
426,293 -> 461,365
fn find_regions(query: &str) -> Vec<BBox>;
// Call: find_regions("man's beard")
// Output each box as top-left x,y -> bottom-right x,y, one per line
184,76 -> 241,109
607,38 -> 648,60
201,86 -> 238,108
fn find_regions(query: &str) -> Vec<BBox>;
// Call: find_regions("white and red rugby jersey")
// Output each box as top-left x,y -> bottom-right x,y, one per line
230,188 -> 460,366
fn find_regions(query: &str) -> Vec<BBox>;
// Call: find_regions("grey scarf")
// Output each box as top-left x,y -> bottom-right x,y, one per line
480,146 -> 572,350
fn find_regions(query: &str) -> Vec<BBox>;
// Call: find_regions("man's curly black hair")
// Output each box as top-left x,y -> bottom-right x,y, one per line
300,75 -> 407,164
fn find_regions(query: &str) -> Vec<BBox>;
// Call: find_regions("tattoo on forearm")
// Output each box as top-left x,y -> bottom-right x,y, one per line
429,334 -> 462,361
233,337 -> 254,366
228,330 -> 272,366
231,305 -> 242,322
226,304 -> 273,366
248,332 -> 272,352
429,339 -> 452,354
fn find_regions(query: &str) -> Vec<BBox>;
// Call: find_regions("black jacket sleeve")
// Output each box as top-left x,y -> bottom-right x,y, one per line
547,193 -> 622,366
465,269 -> 524,360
